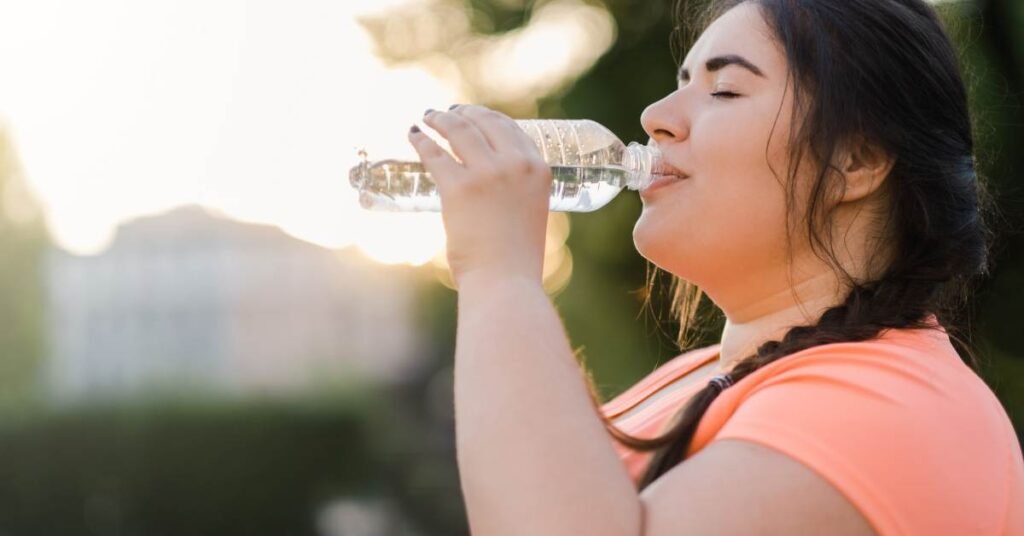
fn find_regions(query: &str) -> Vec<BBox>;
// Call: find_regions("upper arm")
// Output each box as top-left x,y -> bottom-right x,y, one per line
639,438 -> 877,536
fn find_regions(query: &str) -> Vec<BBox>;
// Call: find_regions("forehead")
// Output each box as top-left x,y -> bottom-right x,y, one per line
682,3 -> 781,73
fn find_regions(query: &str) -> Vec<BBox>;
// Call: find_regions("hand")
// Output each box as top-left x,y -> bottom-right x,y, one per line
408,105 -> 551,289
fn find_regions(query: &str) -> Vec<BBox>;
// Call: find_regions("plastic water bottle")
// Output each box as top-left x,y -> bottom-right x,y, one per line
348,119 -> 664,212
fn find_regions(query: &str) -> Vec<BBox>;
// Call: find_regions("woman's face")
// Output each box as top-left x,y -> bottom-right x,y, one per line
634,2 -> 813,299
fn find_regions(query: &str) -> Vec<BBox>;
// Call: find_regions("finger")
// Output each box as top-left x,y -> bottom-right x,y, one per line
423,109 -> 495,168
408,126 -> 465,195
454,105 -> 538,158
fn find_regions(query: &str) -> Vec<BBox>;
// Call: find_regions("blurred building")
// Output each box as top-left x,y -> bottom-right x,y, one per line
44,205 -> 424,400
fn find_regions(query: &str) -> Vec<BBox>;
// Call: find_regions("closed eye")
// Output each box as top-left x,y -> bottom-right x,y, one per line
711,91 -> 741,100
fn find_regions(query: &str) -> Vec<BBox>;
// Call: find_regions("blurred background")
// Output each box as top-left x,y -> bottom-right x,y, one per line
0,0 -> 1019,533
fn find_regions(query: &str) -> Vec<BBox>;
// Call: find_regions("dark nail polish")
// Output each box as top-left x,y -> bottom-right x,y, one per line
410,125 -> 421,133
448,104 -> 460,111
424,108 -> 435,117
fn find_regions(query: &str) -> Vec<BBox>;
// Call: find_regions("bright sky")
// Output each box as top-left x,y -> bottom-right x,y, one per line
0,0 -> 453,264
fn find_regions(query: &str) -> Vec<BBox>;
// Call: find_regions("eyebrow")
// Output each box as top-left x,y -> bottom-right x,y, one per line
677,54 -> 766,81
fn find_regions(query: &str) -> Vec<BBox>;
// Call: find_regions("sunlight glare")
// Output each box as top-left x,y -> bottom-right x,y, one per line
352,212 -> 447,266
0,0 -> 455,265
468,0 -> 615,104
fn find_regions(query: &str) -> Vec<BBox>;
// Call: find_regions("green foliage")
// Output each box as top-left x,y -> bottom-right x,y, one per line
941,1 -> 1024,429
463,0 -> 534,34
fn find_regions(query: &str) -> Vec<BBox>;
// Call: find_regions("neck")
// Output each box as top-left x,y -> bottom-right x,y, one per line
707,194 -> 892,374
715,268 -> 845,373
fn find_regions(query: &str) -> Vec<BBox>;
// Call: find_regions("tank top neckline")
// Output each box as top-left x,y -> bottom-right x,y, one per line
602,345 -> 721,419
602,313 -> 945,420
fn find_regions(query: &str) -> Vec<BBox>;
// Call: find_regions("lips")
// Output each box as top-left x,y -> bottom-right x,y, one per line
642,174 -> 687,195
641,152 -> 689,196
643,163 -> 689,192
650,160 -> 689,179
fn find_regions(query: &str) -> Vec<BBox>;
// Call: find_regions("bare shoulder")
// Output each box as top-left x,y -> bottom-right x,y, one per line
639,439 -> 877,536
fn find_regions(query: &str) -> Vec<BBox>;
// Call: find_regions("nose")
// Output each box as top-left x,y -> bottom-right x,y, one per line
640,93 -> 689,145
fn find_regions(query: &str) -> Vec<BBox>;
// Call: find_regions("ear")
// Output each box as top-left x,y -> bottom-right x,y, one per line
834,136 -> 895,205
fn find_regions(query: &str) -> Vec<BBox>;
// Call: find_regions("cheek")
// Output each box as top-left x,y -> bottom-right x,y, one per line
633,134 -> 793,281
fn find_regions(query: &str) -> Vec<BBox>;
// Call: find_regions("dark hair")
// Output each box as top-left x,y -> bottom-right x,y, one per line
584,0 -> 1000,492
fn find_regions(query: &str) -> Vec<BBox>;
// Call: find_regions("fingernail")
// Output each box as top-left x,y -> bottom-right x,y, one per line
409,125 -> 421,134
424,108 -> 435,117
448,104 -> 460,111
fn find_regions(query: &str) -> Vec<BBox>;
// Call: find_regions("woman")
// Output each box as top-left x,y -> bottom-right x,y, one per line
409,0 -> 1023,534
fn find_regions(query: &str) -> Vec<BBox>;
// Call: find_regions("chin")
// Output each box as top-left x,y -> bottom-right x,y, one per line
633,209 -> 679,250
632,215 -> 706,281
633,221 -> 677,271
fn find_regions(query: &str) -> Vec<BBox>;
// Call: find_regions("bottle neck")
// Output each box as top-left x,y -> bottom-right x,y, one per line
622,142 -> 661,190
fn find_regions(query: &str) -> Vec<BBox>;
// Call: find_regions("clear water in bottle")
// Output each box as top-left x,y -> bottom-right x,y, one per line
348,119 -> 661,213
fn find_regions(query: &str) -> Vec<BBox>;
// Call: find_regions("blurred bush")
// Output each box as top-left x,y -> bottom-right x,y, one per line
0,392 -> 464,535
0,401 -> 373,534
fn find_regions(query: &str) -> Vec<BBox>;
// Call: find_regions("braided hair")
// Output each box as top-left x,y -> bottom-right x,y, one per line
587,0 -> 1000,492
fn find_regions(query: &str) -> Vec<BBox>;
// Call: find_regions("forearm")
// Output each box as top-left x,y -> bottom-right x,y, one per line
453,273 -> 642,536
